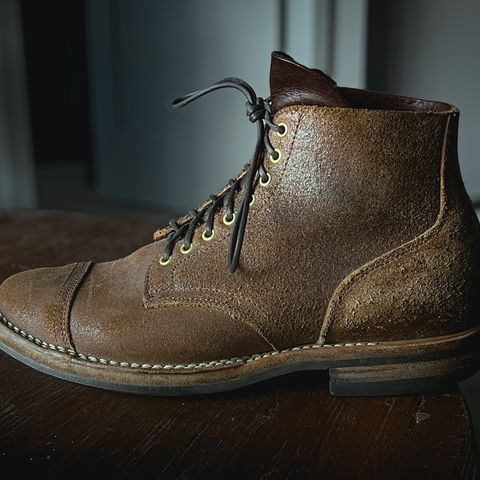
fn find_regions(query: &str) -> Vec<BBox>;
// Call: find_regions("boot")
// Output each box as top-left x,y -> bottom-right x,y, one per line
1,52 -> 479,396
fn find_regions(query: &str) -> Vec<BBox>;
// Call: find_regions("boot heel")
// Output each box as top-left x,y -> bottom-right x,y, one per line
329,354 -> 478,396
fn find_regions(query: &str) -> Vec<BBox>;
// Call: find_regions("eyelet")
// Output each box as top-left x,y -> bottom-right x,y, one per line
276,122 -> 288,137
223,213 -> 235,226
269,149 -> 281,164
202,229 -> 215,241
249,194 -> 255,206
159,255 -> 172,266
260,173 -> 271,187
180,243 -> 193,255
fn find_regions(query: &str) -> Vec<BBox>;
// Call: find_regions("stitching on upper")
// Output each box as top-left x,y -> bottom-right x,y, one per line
319,114 -> 453,344
0,311 -> 380,371
52,263 -> 78,347
143,108 -> 307,348
149,106 -> 304,296
148,286 -> 270,319
147,286 -> 272,342
144,295 -> 276,350
59,262 -> 91,351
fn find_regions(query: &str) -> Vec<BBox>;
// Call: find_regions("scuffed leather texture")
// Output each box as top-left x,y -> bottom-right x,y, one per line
146,106 -> 453,352
69,244 -> 273,364
0,262 -> 91,347
270,51 -> 349,112
323,114 -> 480,343
0,52 -> 477,368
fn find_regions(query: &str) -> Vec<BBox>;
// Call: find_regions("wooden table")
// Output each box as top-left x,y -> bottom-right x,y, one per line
0,210 -> 478,479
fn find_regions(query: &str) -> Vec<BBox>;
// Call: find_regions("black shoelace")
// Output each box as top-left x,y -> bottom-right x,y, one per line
160,78 -> 284,273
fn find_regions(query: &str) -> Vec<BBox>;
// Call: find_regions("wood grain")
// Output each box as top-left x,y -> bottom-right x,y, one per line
0,210 -> 478,479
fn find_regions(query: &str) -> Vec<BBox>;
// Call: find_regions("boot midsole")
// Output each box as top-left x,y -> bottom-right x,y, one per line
0,311 -> 478,395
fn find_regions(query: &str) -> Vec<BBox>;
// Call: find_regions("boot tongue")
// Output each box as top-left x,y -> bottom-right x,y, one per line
269,51 -> 349,112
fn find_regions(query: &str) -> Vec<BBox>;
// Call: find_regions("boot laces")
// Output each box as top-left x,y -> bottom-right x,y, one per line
158,78 -> 284,273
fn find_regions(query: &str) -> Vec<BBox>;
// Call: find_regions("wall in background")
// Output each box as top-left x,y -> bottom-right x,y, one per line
368,0 -> 480,201
87,0 -> 368,213
87,0 -> 280,213
21,0 -> 92,168
0,0 -> 36,208
283,0 -> 367,88
2,0 -> 477,211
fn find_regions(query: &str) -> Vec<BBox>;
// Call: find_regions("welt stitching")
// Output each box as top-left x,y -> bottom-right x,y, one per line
0,311 -> 379,371
320,114 -> 452,343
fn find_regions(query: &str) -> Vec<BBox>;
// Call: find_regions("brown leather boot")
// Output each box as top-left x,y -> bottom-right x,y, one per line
1,52 -> 479,396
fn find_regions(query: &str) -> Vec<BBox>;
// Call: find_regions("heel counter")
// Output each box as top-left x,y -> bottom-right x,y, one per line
322,112 -> 480,343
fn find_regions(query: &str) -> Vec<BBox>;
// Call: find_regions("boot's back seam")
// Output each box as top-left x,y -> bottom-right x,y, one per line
319,113 -> 453,344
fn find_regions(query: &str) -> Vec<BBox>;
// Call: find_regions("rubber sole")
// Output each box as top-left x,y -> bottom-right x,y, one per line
0,313 -> 479,396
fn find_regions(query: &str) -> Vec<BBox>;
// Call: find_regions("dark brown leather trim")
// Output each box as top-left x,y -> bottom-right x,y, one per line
339,87 -> 453,112
270,51 -> 349,112
269,51 -> 454,114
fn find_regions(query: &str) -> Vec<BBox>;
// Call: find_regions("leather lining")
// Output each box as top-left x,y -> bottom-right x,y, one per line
270,51 -> 453,114
340,87 -> 453,113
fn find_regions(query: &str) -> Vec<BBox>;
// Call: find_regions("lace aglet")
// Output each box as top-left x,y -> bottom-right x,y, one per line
171,95 -> 190,110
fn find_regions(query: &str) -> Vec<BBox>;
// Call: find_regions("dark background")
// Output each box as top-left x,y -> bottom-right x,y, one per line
1,0 -> 479,215
22,0 -> 91,168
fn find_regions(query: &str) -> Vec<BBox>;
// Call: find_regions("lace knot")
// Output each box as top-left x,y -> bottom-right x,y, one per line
164,78 -> 278,272
246,98 -> 266,123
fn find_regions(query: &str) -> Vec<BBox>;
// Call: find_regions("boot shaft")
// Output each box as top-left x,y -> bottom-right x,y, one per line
148,109 -> 480,349
321,111 -> 480,343
148,53 -> 480,348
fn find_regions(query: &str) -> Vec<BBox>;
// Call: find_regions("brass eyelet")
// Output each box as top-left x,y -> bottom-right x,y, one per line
249,194 -> 255,206
269,149 -> 281,164
260,173 -> 271,187
223,213 -> 235,226
202,229 -> 215,241
180,243 -> 193,255
276,122 -> 288,137
159,255 -> 172,266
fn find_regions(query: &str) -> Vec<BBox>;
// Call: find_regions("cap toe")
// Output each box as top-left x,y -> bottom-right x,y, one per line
0,263 -> 89,347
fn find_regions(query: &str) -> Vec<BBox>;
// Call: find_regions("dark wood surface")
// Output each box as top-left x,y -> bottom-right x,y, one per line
0,210 -> 478,479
